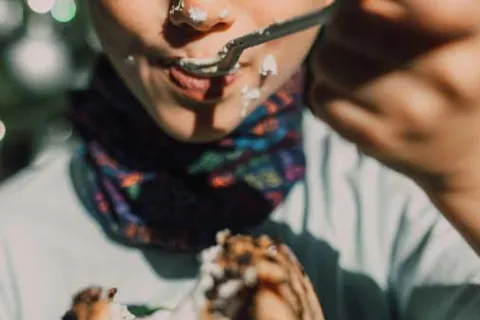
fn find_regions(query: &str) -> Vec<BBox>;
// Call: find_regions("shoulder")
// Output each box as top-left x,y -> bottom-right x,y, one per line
0,145 -> 76,219
0,144 -> 97,241
0,145 -> 130,319
0,145 -> 79,318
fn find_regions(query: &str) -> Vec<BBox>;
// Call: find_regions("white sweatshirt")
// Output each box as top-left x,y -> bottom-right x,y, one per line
0,112 -> 478,320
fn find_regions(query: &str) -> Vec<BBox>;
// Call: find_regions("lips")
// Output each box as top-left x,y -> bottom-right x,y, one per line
168,65 -> 239,101
171,66 -> 212,90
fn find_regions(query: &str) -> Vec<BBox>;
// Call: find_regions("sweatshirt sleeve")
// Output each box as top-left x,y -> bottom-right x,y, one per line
388,181 -> 480,320
0,231 -> 20,320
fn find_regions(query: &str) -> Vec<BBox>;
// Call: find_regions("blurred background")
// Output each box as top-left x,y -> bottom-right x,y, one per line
0,0 -> 100,182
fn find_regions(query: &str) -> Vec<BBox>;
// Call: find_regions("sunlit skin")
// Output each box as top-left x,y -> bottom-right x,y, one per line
87,0 -> 330,142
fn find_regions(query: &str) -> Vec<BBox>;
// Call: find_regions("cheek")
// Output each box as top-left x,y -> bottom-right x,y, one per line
91,0 -> 168,54
97,0 -> 166,30
264,29 -> 319,86
278,29 -> 318,65
248,1 -> 322,78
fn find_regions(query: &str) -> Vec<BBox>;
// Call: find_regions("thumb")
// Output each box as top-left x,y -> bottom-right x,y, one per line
375,0 -> 480,36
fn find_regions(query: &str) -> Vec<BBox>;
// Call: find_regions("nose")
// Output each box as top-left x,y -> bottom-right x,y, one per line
169,0 -> 236,32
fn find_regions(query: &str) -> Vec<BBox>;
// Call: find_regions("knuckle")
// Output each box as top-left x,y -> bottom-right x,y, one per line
428,44 -> 480,104
401,105 -> 433,131
404,0 -> 480,35
359,0 -> 407,22
401,107 -> 438,135
357,127 -> 391,150
396,85 -> 445,133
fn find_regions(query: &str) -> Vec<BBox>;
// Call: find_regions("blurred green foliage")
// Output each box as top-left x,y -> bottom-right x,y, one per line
0,0 -> 97,181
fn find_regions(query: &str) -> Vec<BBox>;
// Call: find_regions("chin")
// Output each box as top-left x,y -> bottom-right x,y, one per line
150,101 -> 245,143
168,127 -> 233,143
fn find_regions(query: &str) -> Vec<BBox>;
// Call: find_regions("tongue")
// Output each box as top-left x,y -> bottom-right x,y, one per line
170,66 -> 211,91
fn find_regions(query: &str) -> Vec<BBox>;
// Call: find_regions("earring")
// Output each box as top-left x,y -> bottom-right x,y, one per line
124,55 -> 136,66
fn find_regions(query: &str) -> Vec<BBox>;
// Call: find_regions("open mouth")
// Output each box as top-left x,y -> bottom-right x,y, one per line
148,53 -> 240,76
177,56 -> 238,75
147,52 -> 244,102
168,64 -> 239,101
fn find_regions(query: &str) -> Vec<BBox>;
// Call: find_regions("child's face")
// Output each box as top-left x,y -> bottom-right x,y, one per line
88,0 -> 330,142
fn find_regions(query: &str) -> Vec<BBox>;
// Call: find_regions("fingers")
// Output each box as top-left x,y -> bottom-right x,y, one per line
311,85 -> 392,154
254,290 -> 297,320
316,3 -> 480,110
411,36 -> 480,104
394,0 -> 480,36
312,28 -> 391,95
326,8 -> 440,67
310,29 -> 448,151
338,0 -> 480,37
279,245 -> 324,320
308,0 -> 468,152
313,3 -> 480,86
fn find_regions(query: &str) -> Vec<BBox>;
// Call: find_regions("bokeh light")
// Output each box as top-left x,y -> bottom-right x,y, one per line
51,0 -> 77,23
0,121 -> 5,142
27,0 -> 55,14
6,33 -> 71,92
0,0 -> 24,37
1,0 -> 96,182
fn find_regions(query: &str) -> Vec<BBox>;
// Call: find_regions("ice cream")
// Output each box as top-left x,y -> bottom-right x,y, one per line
260,54 -> 278,77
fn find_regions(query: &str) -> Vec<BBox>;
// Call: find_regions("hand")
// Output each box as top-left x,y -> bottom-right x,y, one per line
186,232 -> 325,320
308,0 -> 480,195
62,287 -> 136,320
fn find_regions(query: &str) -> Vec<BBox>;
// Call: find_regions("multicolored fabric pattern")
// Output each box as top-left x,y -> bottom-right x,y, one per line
69,56 -> 306,251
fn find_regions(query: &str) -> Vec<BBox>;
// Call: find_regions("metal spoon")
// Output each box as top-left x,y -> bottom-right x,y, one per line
175,3 -> 335,78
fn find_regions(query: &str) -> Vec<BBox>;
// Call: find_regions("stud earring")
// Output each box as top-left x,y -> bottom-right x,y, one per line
124,55 -> 136,66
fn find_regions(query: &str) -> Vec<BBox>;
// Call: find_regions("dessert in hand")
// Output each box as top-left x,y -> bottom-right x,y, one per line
63,231 -> 324,320
62,287 -> 135,320
194,230 -> 324,320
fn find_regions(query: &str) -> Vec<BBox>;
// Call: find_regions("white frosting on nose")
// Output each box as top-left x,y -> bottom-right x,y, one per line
188,7 -> 208,23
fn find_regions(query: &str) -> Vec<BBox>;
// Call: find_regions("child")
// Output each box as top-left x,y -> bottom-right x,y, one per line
1,0 -> 479,319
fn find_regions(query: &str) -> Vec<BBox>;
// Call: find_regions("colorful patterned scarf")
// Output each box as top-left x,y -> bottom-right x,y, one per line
69,56 -> 306,251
